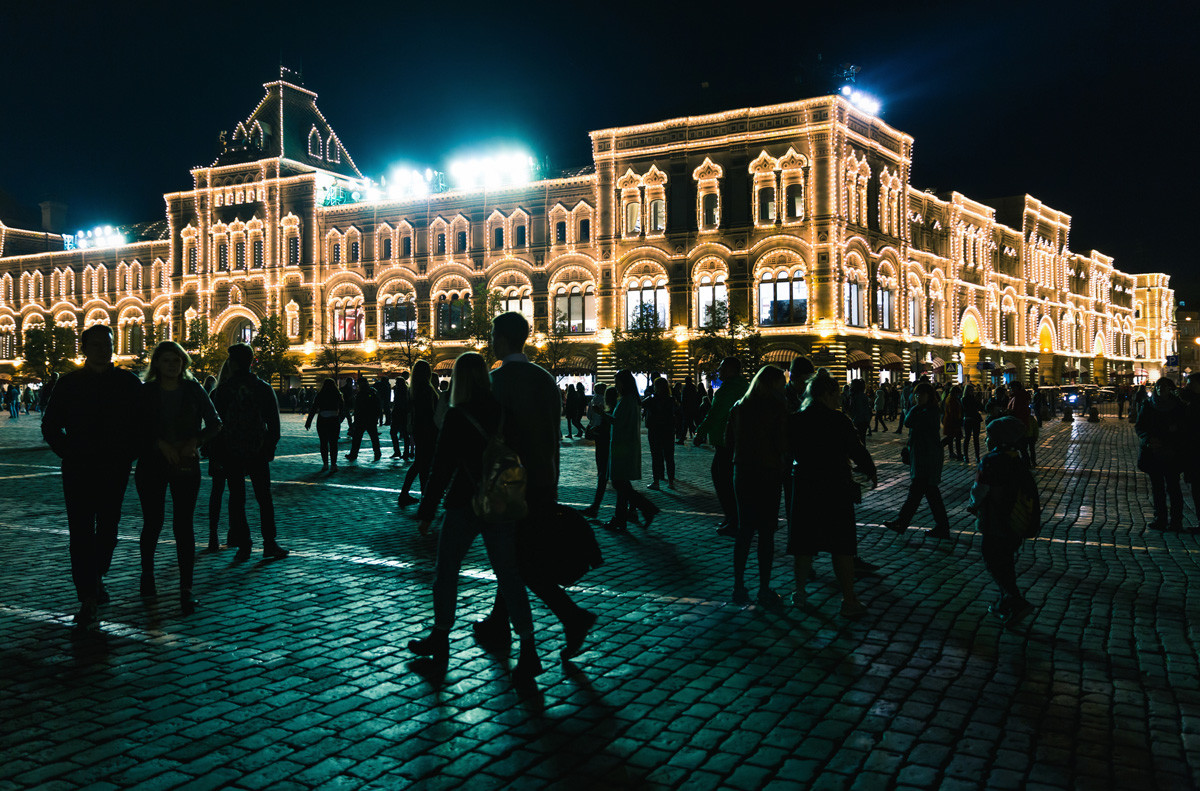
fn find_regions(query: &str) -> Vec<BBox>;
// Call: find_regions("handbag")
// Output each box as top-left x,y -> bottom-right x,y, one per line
900,444 -> 911,465
517,504 -> 603,586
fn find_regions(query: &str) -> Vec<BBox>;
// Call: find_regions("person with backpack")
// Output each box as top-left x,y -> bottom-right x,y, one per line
397,361 -> 439,506
410,352 -> 541,681
135,341 -> 222,613
305,378 -> 344,472
968,416 -> 1040,626
210,343 -> 288,561
345,375 -> 383,462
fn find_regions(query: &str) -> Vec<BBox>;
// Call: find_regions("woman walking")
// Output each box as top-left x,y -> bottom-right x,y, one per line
410,352 -> 541,680
604,370 -> 660,531
872,384 -> 888,433
789,369 -> 877,618
136,341 -> 222,613
849,379 -> 871,442
961,383 -> 984,463
885,381 -> 951,539
726,365 -> 789,605
942,385 -> 964,460
582,386 -> 617,518
644,377 -> 678,490
305,378 -> 345,472
398,360 -> 439,506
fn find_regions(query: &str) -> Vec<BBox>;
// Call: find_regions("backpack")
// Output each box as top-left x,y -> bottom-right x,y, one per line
1007,461 -> 1042,539
216,377 -> 267,460
462,411 -> 528,524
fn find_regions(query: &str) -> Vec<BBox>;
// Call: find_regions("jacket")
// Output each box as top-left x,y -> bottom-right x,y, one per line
726,398 -> 788,470
903,403 -> 945,484
138,379 -> 221,461
490,355 -> 561,504
695,374 -> 749,448
608,395 -> 642,480
42,364 -> 143,463
789,401 -> 877,526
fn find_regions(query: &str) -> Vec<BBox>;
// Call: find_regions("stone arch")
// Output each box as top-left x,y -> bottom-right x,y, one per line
1038,316 -> 1057,353
959,306 -> 984,346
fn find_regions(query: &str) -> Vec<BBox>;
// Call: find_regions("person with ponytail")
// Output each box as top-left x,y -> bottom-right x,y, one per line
788,369 -> 877,618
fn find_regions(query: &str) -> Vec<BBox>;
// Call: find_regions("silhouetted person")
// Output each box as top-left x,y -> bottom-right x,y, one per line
969,416 -> 1039,627
789,369 -> 877,618
1137,377 -> 1187,531
41,324 -> 142,628
210,343 -> 287,559
885,381 -> 951,539
477,312 -> 597,660
604,369 -> 661,531
1007,381 -> 1036,467
305,378 -> 344,471
680,380 -> 701,443
942,385 -> 964,460
339,377 -> 356,438
39,371 -> 58,411
346,375 -> 382,461
1178,373 -> 1200,531
872,384 -> 888,433
390,371 -> 411,459
583,386 -> 617,518
726,365 -> 789,606
643,377 -> 678,490
201,372 -> 226,550
375,375 -> 391,426
397,361 -> 438,505
695,357 -> 748,537
849,378 -> 871,443
961,383 -> 984,463
136,341 -> 221,613
410,352 -> 541,681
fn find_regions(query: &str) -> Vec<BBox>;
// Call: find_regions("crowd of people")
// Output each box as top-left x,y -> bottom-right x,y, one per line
30,312 -> 1200,687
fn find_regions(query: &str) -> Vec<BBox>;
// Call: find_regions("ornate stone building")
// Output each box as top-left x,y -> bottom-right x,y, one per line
0,75 -> 1175,384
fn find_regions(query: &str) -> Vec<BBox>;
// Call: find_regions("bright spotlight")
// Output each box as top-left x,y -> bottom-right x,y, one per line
448,152 -> 535,191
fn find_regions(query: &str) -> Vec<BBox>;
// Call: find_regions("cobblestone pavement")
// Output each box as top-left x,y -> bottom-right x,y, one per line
2,408 -> 1199,791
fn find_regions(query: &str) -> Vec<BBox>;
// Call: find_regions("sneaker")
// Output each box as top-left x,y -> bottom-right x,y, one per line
883,520 -> 905,534
180,589 -> 198,615
514,641 -> 544,681
234,545 -> 252,562
732,585 -> 751,605
648,481 -> 661,491
987,603 -> 1010,623
345,454 -> 357,461
790,590 -> 807,609
641,505 -> 661,529
472,617 -> 511,653
263,543 -> 290,559
562,610 -> 598,659
600,521 -> 627,532
853,557 -> 881,576
320,464 -> 329,472
73,600 -> 99,629
397,492 -> 419,507
757,588 -> 783,608
373,454 -> 383,462
408,629 -> 450,661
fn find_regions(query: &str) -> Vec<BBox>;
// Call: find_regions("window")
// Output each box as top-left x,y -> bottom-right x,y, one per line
253,239 -> 263,268
554,285 -> 597,333
499,291 -> 533,321
333,304 -> 363,342
876,288 -> 894,330
702,193 -> 719,228
927,301 -> 941,336
698,274 -> 729,328
235,240 -> 246,269
436,294 -> 470,338
456,231 -> 467,253
785,183 -> 803,220
332,242 -> 341,266
907,294 -> 920,335
649,199 -> 666,233
382,301 -> 416,340
556,221 -> 567,244
402,236 -> 412,257
217,242 -> 228,271
383,237 -> 393,260
493,227 -> 504,250
578,219 -> 590,243
288,237 -> 300,266
846,281 -> 863,327
188,247 -> 197,274
625,278 -> 668,328
350,241 -> 360,264
758,188 -> 776,223
757,273 -> 806,326
624,202 -> 641,235
437,234 -> 446,255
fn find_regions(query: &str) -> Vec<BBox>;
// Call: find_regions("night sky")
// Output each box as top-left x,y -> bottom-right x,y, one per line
2,1 -> 1196,299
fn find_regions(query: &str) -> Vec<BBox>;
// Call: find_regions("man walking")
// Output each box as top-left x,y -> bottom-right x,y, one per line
42,324 -> 143,628
694,357 -> 749,537
210,343 -> 288,560
346,375 -> 383,462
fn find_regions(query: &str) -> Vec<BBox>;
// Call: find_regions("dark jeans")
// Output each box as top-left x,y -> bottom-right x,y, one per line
590,444 -> 610,509
612,479 -> 657,527
963,421 -> 982,461
226,458 -> 277,548
62,457 -> 131,601
401,428 -> 436,496
433,508 -> 533,636
894,475 -> 950,531
1149,469 -> 1184,526
492,497 -> 590,631
316,416 -> 340,465
981,529 -> 1022,608
711,445 -> 736,527
136,460 -> 201,590
208,464 -> 226,546
390,411 -> 410,457
648,429 -> 675,483
734,466 -> 782,591
348,421 -> 381,459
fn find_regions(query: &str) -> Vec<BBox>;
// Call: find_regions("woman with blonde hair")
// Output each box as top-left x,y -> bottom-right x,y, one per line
410,352 -> 541,682
137,341 -> 222,613
725,365 -> 789,605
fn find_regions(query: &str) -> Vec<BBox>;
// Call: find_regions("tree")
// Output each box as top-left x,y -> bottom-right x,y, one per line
183,318 -> 226,379
612,302 -> 673,377
691,300 -> 764,376
379,323 -> 432,372
532,309 -> 581,376
131,322 -> 157,376
251,314 -> 301,391
464,281 -> 503,364
22,326 -> 78,379
314,336 -> 364,383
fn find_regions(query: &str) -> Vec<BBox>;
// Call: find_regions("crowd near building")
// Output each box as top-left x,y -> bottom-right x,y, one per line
0,72 -> 1179,386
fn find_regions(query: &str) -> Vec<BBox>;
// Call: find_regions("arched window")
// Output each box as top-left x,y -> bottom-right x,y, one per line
555,221 -> 567,244
331,242 -> 341,266
758,185 -> 776,224
624,202 -> 641,235
554,285 -> 596,334
625,277 -> 667,328
785,183 -> 803,221
758,272 -> 806,326
499,289 -> 533,322
515,224 -> 527,247
493,227 -> 505,250
333,301 -> 363,342
402,236 -> 412,257
288,236 -> 300,266
701,193 -> 719,228
846,279 -> 864,327
382,298 -> 416,341
308,128 -> 323,158
928,297 -> 942,336
437,233 -> 447,255
698,274 -> 729,328
235,240 -> 246,269
648,199 -> 666,233
350,240 -> 360,264
217,242 -> 229,271
578,219 -> 590,243
907,293 -> 921,335
875,285 -> 895,330
253,239 -> 264,268
436,293 -> 470,339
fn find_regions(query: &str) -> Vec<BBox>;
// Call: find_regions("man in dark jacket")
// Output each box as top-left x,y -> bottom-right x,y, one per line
391,372 -> 411,459
477,311 -> 597,660
1179,373 -> 1200,531
42,324 -> 143,628
347,375 -> 382,461
211,344 -> 288,560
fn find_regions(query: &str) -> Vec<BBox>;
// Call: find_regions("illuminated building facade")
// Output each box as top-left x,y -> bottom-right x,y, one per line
0,76 -> 1176,384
